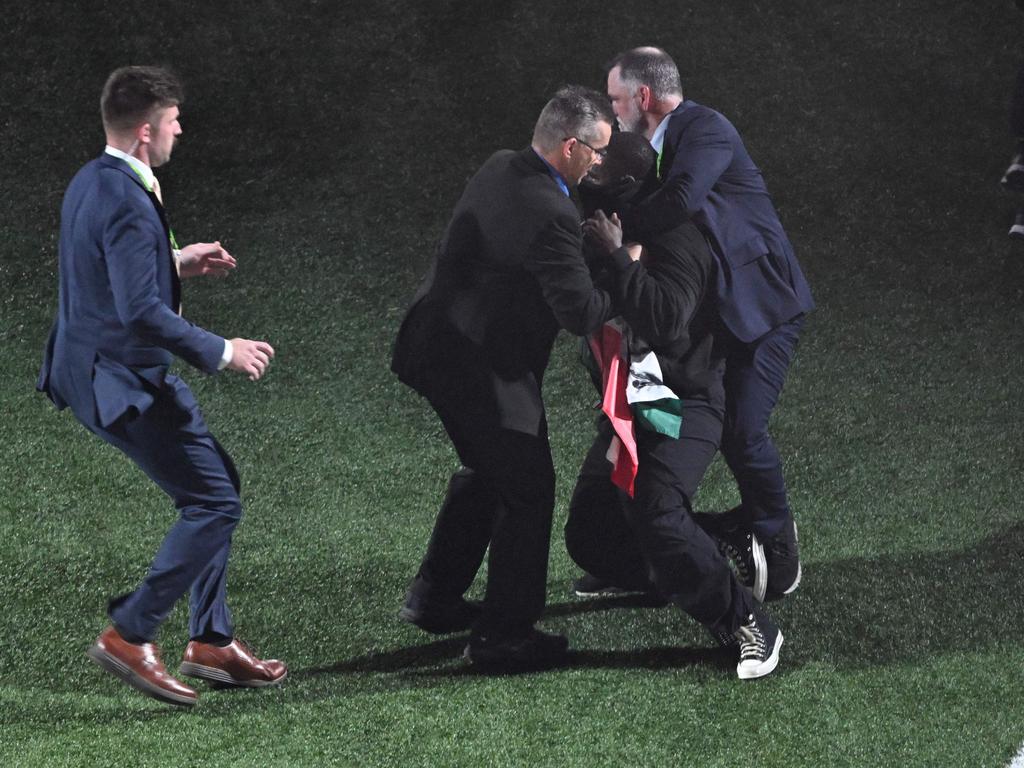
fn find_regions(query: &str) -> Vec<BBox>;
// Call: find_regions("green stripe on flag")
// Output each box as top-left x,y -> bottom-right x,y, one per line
632,398 -> 683,438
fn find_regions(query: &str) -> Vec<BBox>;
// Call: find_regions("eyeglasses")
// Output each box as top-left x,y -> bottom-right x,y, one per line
564,136 -> 608,158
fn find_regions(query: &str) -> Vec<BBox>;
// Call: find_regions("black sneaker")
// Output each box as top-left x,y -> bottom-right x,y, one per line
763,518 -> 801,601
733,608 -> 783,680
711,520 -> 767,602
572,572 -> 651,598
1002,150 -> 1024,192
1010,210 -> 1024,240
464,627 -> 569,672
398,591 -> 482,634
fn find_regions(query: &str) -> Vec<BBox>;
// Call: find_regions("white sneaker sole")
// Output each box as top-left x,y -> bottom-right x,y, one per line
782,561 -> 802,595
736,631 -> 783,680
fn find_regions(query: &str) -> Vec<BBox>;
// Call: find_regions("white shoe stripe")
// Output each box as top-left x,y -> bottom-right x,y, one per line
750,536 -> 768,602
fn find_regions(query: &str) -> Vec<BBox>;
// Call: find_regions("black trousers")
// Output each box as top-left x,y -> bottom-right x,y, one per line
408,380 -> 556,640
564,403 -> 754,637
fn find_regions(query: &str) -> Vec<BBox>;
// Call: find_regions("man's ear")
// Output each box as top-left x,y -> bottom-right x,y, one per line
135,121 -> 152,145
638,85 -> 652,111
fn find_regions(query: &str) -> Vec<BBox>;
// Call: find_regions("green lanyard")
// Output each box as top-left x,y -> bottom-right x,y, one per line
127,165 -> 180,250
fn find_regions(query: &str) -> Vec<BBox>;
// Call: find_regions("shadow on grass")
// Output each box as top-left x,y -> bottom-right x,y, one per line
780,520 -> 1024,670
6,522 -> 1019,722
303,521 -> 1024,682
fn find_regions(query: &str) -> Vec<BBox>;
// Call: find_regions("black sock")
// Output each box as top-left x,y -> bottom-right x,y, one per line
192,632 -> 232,647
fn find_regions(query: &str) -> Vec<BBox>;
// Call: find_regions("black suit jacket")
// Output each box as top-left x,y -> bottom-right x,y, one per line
392,148 -> 614,435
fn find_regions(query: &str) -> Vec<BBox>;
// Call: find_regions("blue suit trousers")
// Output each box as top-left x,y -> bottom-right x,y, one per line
87,376 -> 242,643
721,315 -> 805,539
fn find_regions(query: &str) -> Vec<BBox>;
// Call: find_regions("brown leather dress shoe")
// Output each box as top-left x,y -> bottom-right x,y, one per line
86,626 -> 197,707
180,638 -> 287,687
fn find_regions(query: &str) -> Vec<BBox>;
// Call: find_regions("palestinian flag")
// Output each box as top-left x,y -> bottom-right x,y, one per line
588,321 -> 683,497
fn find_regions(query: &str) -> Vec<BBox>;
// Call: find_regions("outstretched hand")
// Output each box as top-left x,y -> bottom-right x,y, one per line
227,338 -> 275,381
178,241 -> 237,279
582,210 -> 623,256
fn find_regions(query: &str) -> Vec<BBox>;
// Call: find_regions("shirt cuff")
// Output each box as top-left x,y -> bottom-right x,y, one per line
218,339 -> 233,370
609,246 -> 635,271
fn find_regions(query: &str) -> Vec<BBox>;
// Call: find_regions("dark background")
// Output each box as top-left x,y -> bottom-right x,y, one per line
1,2 -> 1022,765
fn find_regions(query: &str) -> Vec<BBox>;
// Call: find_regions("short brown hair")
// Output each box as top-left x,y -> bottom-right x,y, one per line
100,66 -> 183,133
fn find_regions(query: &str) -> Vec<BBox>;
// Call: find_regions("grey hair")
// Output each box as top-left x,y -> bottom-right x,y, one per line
609,47 -> 683,100
532,85 -> 614,153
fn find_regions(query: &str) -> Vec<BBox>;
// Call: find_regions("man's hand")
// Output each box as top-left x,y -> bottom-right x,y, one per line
226,339 -> 275,381
582,210 -> 624,256
178,241 -> 237,279
626,243 -> 644,262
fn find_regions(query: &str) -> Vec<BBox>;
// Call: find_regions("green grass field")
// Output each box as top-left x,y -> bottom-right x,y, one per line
2,1 -> 1023,766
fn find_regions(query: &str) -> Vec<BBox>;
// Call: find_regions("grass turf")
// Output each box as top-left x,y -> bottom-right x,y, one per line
1,1 -> 1023,766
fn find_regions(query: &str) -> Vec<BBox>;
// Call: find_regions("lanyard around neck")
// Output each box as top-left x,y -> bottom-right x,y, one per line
126,164 -> 180,251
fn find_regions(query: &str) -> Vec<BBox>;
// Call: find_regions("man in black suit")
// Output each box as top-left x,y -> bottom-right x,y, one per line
566,132 -> 783,679
392,86 -> 618,669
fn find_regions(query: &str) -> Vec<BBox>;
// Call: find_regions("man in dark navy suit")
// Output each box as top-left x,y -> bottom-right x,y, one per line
392,86 -> 617,670
605,47 -> 814,602
38,66 -> 286,706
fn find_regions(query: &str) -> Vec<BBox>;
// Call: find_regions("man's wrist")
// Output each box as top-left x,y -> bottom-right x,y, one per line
609,245 -> 634,270
218,339 -> 233,370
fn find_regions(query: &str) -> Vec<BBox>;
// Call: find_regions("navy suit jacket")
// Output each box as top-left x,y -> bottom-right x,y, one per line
629,100 -> 814,343
392,148 -> 614,435
37,153 -> 224,429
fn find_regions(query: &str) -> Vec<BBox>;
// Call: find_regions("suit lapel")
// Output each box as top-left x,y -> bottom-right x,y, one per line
145,189 -> 181,314
99,154 -> 181,314
659,101 -> 697,177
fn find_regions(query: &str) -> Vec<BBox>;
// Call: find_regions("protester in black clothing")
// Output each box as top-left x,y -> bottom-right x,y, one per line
569,132 -> 783,679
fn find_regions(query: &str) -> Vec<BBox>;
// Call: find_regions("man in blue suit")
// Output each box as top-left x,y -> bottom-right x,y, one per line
604,47 -> 815,602
37,66 -> 286,706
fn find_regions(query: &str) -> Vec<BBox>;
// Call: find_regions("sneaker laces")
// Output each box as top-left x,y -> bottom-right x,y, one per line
735,616 -> 767,662
719,533 -> 753,583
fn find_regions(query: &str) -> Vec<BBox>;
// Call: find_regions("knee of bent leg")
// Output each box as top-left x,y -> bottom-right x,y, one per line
721,427 -> 769,464
179,494 -> 243,529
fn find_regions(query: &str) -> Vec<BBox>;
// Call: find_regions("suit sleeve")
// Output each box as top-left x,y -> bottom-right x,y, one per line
605,241 -> 710,347
104,198 -> 226,374
630,111 -> 734,236
523,208 -> 614,336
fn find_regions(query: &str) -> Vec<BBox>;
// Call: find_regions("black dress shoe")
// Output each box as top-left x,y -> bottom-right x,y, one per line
763,518 -> 801,601
463,628 -> 569,672
1002,147 -> 1024,192
1011,210 -> 1024,240
398,591 -> 482,634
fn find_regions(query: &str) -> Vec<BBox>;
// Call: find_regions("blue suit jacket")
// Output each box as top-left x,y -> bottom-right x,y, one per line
37,153 -> 225,428
630,100 -> 814,343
